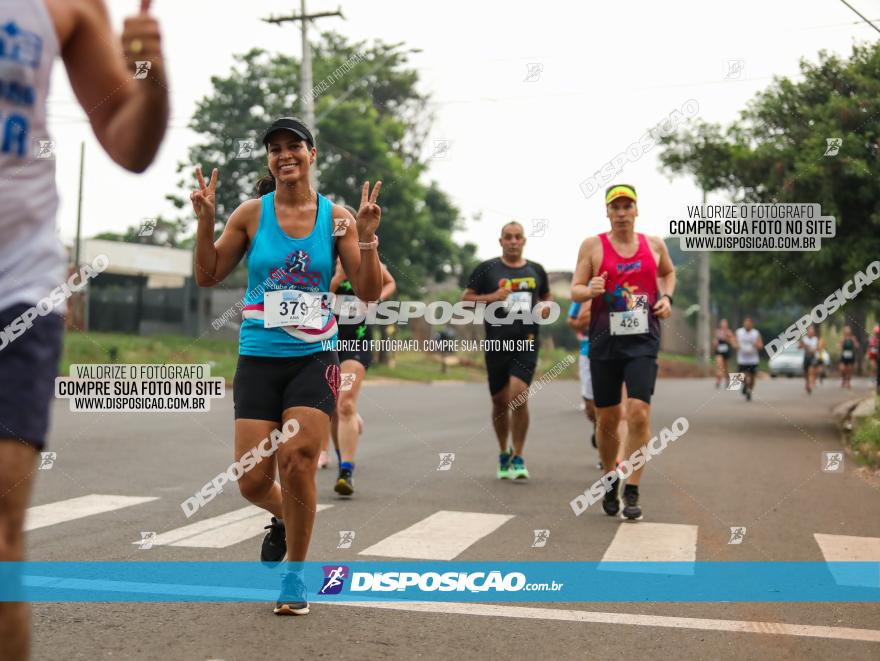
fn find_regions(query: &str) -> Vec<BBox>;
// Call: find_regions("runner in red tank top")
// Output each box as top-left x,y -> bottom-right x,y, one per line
571,184 -> 676,521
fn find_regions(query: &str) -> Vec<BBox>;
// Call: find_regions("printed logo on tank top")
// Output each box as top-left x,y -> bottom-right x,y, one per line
616,260 -> 642,274
268,249 -> 323,291
499,277 -> 536,291
604,282 -> 646,312
1,21 -> 42,157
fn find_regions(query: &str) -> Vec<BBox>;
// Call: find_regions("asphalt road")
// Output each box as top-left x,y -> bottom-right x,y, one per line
25,373 -> 880,660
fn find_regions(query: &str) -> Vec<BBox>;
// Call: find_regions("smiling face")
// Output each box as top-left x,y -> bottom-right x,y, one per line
606,197 -> 638,232
499,222 -> 525,261
266,131 -> 316,185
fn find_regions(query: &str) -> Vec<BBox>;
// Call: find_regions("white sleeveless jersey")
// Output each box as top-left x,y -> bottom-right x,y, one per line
0,0 -> 65,312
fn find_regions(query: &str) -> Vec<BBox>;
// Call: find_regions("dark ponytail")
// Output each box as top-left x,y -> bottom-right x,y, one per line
255,172 -> 276,197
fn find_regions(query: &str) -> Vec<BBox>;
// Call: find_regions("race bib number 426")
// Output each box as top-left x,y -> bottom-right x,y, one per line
609,294 -> 649,336
264,290 -> 323,330
610,308 -> 648,335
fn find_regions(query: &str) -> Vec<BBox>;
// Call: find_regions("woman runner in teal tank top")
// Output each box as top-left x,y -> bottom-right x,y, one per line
190,117 -> 384,616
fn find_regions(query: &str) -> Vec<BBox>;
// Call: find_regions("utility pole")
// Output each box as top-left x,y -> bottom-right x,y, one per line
697,188 -> 711,373
263,2 -> 344,187
74,141 -> 86,331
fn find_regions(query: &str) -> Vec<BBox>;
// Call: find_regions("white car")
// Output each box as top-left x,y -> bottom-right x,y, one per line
769,345 -> 805,378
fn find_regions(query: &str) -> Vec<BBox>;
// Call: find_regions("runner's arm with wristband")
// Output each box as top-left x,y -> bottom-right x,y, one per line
339,182 -> 383,301
651,236 -> 676,319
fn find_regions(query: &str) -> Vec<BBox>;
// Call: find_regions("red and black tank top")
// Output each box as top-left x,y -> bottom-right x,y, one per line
588,233 -> 661,360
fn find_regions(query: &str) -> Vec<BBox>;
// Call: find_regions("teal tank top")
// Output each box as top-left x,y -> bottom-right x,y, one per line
239,191 -> 338,357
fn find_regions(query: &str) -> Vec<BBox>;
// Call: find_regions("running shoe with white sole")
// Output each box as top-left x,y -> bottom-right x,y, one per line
261,517 -> 286,564
510,455 -> 529,480
497,449 -> 513,479
274,570 -> 310,616
622,485 -> 643,521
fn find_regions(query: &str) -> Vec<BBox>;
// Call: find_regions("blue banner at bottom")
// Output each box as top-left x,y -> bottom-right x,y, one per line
0,562 -> 878,602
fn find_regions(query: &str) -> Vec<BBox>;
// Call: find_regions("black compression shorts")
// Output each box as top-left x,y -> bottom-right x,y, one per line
590,356 -> 658,407
233,351 -> 340,420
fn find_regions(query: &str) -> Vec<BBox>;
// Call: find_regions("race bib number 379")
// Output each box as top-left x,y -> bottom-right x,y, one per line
264,290 -> 323,330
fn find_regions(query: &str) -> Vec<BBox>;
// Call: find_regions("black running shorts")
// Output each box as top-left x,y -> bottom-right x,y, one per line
485,346 -> 537,396
738,363 -> 758,374
590,356 -> 658,407
233,351 -> 340,420
0,304 -> 64,450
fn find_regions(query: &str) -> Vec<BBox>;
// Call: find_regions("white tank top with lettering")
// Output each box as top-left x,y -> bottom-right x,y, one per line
0,0 -> 65,312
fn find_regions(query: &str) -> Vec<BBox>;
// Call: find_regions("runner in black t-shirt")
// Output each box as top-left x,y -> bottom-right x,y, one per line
462,221 -> 551,480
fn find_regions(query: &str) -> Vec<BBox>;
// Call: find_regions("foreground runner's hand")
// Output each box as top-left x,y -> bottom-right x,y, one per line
357,181 -> 382,239
191,167 -> 218,223
492,287 -> 511,303
652,295 -> 672,319
123,1 -> 164,75
588,271 -> 607,298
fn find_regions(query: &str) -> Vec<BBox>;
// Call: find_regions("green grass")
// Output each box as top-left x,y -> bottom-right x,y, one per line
62,332 -> 704,384
62,331 -> 240,383
851,395 -> 880,470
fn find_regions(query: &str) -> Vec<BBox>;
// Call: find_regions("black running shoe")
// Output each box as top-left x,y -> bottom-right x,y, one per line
622,485 -> 643,521
602,478 -> 620,517
334,468 -> 354,496
261,517 -> 286,564
273,570 -> 310,616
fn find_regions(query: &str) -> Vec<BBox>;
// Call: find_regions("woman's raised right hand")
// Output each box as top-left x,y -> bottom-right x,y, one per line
190,166 -> 218,222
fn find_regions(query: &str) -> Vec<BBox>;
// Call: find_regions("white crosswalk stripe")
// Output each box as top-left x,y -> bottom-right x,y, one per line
814,533 -> 880,588
599,522 -> 699,574
140,504 -> 333,548
25,495 -> 159,532
358,510 -> 515,560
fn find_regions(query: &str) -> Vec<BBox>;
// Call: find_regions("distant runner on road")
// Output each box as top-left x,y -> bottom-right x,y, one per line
734,317 -> 763,401
462,221 -> 551,481
713,318 -> 735,388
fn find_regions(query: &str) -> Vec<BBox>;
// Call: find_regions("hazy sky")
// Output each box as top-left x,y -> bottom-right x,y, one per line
47,0 -> 878,270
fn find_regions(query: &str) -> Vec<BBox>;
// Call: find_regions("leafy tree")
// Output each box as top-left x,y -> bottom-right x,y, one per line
659,44 -> 880,350
166,34 -> 475,296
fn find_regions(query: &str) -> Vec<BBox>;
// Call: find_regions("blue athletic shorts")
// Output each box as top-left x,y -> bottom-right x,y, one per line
0,304 -> 64,450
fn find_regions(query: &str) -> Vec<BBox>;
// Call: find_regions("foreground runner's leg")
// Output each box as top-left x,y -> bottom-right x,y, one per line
595,404 -> 624,515
0,443 -> 38,661
333,360 -> 366,496
507,375 -> 531,479
234,420 -> 285,562
274,407 -> 326,616
490,382 -> 513,479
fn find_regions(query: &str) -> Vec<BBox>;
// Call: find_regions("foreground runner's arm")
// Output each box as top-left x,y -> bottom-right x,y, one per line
339,181 -> 383,301
379,264 -> 397,301
190,167 -> 254,287
50,0 -> 169,172
570,236 -> 604,303
462,287 -> 509,303
650,236 -> 675,320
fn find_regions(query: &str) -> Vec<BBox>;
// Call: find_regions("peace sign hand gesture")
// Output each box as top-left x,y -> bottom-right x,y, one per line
356,180 -> 382,240
190,167 -> 218,223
